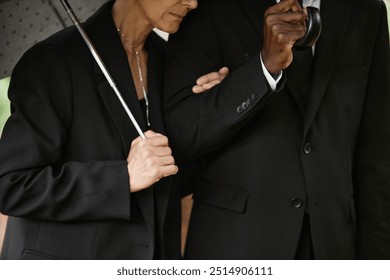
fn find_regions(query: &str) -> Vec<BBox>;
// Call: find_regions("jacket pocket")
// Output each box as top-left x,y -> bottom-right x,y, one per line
21,249 -> 69,260
193,178 -> 249,213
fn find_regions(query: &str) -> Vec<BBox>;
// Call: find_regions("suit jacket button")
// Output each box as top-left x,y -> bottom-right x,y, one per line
291,198 -> 303,208
251,93 -> 258,101
247,98 -> 253,106
237,106 -> 244,114
242,102 -> 248,110
303,143 -> 312,154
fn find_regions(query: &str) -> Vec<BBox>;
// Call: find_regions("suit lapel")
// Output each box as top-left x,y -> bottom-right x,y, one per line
285,55 -> 306,114
84,2 -> 155,245
303,0 -> 351,138
239,0 -> 275,42
85,3 -> 148,155
147,33 -> 167,136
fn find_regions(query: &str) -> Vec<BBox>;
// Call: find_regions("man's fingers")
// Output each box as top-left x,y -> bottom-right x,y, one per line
281,31 -> 306,46
271,23 -> 306,43
267,0 -> 303,14
288,0 -> 303,12
266,10 -> 306,26
271,22 -> 306,33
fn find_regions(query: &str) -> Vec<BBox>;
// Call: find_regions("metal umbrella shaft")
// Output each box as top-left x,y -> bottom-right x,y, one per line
60,0 -> 146,139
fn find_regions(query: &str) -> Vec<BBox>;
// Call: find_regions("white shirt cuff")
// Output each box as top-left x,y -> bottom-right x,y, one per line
260,53 -> 282,91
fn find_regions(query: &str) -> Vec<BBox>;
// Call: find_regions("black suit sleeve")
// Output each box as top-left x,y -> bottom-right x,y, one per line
355,2 -> 390,259
0,44 -> 131,222
164,4 -> 285,162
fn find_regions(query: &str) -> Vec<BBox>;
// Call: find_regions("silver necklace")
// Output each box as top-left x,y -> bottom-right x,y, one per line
117,28 -> 150,127
134,50 -> 150,126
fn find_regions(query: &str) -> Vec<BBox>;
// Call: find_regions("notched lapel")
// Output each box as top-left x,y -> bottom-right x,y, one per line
94,57 -> 149,151
96,80 -> 139,154
303,0 -> 351,138
285,57 -> 306,114
85,2 -> 148,154
239,0 -> 275,42
95,67 -> 156,249
146,33 -> 166,135
85,2 -> 155,246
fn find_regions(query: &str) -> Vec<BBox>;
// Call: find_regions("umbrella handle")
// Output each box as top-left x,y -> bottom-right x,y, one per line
60,0 -> 146,139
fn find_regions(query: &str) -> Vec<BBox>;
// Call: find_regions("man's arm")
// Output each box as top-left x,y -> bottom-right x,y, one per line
354,1 -> 390,259
164,0 -> 305,162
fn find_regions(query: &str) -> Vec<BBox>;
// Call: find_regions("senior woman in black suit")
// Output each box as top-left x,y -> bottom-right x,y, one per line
0,0 -> 226,259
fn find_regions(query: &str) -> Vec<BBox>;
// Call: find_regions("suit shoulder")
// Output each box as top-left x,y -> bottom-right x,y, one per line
353,0 -> 386,11
19,26 -> 81,63
372,0 -> 387,8
354,0 -> 387,26
15,25 -> 92,78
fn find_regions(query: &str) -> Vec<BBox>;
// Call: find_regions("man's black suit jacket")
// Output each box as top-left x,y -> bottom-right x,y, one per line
164,0 -> 390,259
0,1 -> 181,260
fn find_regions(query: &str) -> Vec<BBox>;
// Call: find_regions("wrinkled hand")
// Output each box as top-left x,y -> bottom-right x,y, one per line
192,67 -> 229,94
261,0 -> 307,74
127,130 -> 178,192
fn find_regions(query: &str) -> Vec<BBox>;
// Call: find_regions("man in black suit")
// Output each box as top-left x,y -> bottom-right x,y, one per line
164,0 -> 390,259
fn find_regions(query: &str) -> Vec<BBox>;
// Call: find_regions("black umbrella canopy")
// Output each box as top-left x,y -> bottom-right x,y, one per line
0,0 -> 107,78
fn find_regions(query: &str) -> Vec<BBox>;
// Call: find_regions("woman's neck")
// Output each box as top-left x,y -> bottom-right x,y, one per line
112,0 -> 154,53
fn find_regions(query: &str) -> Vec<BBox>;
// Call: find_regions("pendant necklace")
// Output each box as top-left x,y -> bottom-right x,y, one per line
134,49 -> 150,127
117,28 -> 150,127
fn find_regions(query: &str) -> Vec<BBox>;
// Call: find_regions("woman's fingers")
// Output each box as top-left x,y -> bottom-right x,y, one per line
192,67 -> 229,94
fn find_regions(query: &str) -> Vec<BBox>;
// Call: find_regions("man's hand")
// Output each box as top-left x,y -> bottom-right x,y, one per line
192,67 -> 229,94
262,0 -> 307,74
127,130 -> 178,192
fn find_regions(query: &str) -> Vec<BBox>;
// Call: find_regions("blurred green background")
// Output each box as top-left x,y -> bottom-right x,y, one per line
0,77 -> 10,135
0,1 -> 390,134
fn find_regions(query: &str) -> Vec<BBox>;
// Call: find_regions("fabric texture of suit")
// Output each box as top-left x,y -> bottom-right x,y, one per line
164,0 -> 390,259
0,1 -> 181,260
